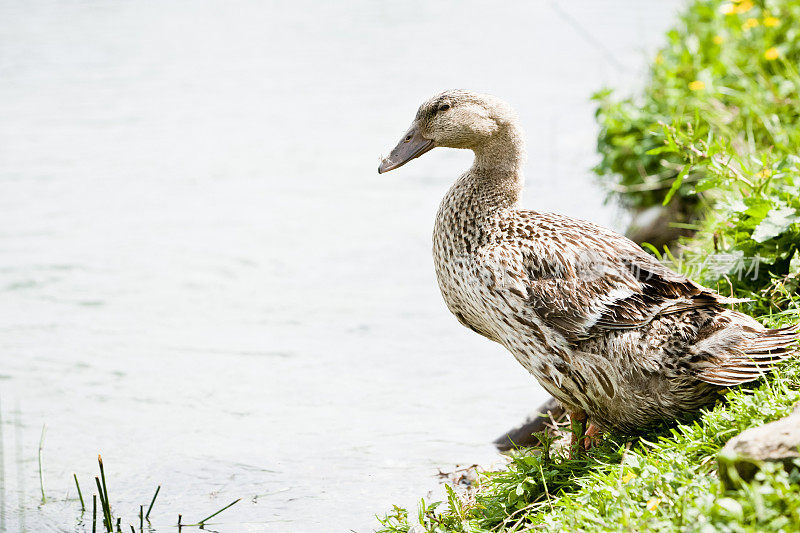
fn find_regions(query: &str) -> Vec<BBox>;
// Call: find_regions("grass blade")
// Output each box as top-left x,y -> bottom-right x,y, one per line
195,498 -> 241,525
93,494 -> 97,533
97,455 -> 115,531
145,485 -> 160,520
98,455 -> 109,511
95,477 -> 111,532
94,478 -> 106,530
74,474 -> 85,511
662,164 -> 689,206
38,424 -> 46,504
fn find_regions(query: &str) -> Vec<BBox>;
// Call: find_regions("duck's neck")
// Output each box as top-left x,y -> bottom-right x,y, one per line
467,124 -> 526,208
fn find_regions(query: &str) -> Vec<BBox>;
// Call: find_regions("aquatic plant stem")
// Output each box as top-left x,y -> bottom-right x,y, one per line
74,474 -> 85,511
98,456 -> 110,513
38,424 -> 46,504
145,485 -> 160,520
192,498 -> 241,526
95,477 -> 111,532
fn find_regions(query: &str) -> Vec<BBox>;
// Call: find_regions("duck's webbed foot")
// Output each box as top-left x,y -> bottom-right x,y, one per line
568,409 -> 587,458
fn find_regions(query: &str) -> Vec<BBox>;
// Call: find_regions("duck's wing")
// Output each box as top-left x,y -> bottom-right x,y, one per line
478,211 -> 734,343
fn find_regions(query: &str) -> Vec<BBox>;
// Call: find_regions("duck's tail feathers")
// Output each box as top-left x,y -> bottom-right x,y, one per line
696,322 -> 799,387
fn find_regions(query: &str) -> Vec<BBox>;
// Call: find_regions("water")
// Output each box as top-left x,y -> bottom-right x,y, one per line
0,1 -> 683,531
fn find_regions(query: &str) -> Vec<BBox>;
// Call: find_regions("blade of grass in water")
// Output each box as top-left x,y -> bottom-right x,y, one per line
194,498 -> 242,526
95,477 -> 111,532
98,455 -> 116,532
145,485 -> 160,520
37,425 -> 46,504
74,474 -> 85,511
98,456 -> 110,513
93,494 -> 97,533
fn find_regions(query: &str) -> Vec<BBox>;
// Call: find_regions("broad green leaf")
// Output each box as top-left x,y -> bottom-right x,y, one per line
743,199 -> 773,220
751,207 -> 799,243
790,250 -> 800,274
720,198 -> 748,213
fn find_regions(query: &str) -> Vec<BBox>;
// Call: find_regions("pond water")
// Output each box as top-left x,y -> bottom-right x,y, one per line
0,1 -> 682,531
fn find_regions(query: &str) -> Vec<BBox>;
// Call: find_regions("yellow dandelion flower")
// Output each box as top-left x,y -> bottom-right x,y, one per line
764,16 -> 780,26
742,17 -> 759,29
735,0 -> 754,13
713,35 -> 724,44
689,80 -> 706,91
764,47 -> 779,60
621,472 -> 637,484
757,168 -> 773,179
720,3 -> 735,14
646,498 -> 662,511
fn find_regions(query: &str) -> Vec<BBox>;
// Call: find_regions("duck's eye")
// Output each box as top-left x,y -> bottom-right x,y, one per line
438,103 -> 451,112
405,133 -> 413,142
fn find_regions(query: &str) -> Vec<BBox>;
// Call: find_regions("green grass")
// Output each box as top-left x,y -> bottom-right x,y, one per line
377,325 -> 800,533
594,0 -> 800,216
376,0 -> 800,530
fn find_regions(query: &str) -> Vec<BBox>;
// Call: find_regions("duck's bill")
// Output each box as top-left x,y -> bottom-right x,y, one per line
378,126 -> 435,174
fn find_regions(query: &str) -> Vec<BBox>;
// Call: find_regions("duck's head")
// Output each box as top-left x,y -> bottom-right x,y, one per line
378,90 -> 520,174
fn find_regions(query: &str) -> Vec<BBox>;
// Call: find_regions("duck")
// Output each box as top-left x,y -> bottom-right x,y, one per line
378,89 -> 799,449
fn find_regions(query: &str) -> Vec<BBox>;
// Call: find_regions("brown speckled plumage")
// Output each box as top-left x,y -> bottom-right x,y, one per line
379,90 -> 799,434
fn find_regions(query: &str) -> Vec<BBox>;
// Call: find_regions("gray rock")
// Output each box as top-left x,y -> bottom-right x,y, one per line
718,403 -> 800,486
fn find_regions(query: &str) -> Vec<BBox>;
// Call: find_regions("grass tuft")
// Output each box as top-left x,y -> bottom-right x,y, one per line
74,473 -> 85,511
193,498 -> 242,526
145,485 -> 160,521
378,355 -> 800,532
